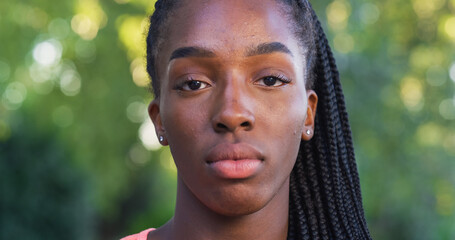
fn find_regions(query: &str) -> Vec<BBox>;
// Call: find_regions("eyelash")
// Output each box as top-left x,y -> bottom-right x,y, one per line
174,77 -> 211,91
174,73 -> 291,92
255,73 -> 291,87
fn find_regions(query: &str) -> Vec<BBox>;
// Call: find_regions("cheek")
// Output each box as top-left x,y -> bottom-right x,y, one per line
276,111 -> 305,157
162,99 -> 206,138
160,99 -> 211,169
261,90 -> 307,138
255,89 -> 307,167
276,93 -> 307,153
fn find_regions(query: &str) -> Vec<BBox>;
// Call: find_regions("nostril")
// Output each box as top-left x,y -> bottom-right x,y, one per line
240,121 -> 250,127
213,118 -> 254,132
217,123 -> 228,130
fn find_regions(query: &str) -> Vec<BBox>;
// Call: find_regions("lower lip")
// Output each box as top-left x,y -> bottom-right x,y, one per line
208,159 -> 262,179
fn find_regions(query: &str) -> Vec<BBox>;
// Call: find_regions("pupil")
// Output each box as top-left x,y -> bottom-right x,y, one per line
264,77 -> 277,86
188,81 -> 201,90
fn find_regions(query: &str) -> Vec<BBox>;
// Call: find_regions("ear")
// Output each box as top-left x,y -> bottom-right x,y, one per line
148,98 -> 168,146
301,90 -> 318,141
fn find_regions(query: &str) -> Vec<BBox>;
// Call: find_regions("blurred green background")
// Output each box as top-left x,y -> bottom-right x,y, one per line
0,0 -> 454,239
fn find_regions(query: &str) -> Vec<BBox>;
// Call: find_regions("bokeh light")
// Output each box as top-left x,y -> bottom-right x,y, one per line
32,39 -> 62,66
326,0 -> 351,31
412,0 -> 445,19
410,46 -> 444,69
139,118 -> 161,151
48,18 -> 70,40
11,4 -> 49,30
59,69 -> 81,96
449,62 -> 455,82
117,16 -> 148,59
71,14 -> 99,40
416,122 -> 443,146
126,101 -> 147,123
400,76 -> 424,112
443,16 -> 455,40
71,0 -> 107,40
130,58 -> 149,87
128,143 -> 151,166
439,99 -> 455,120
2,82 -> 27,110
359,3 -> 380,25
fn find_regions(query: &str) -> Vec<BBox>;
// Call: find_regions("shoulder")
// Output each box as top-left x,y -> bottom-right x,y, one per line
121,228 -> 155,240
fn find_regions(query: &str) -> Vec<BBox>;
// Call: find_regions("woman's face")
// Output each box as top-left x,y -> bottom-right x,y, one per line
150,0 -> 317,216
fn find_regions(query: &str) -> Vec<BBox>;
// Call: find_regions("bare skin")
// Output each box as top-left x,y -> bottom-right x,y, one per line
148,0 -> 318,239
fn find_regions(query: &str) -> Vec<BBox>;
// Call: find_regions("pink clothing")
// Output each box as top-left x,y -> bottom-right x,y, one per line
121,228 -> 155,240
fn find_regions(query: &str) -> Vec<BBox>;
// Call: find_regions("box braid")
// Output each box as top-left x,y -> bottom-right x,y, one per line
146,0 -> 372,239
285,1 -> 372,239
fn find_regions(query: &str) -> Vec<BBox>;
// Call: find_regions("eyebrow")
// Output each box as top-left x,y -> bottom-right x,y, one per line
168,42 -> 293,62
246,42 -> 293,57
169,47 -> 216,61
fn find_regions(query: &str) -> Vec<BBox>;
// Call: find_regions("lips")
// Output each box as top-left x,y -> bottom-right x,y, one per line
205,143 -> 264,179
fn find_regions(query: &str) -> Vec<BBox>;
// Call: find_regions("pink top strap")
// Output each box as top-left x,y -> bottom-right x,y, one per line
120,228 -> 155,240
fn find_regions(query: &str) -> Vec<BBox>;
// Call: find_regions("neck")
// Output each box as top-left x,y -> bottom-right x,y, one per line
166,176 -> 289,240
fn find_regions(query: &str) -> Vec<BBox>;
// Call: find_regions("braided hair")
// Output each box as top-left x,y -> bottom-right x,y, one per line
146,0 -> 372,239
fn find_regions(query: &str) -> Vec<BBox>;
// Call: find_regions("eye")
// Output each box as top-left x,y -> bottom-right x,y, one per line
179,80 -> 210,91
255,75 -> 290,87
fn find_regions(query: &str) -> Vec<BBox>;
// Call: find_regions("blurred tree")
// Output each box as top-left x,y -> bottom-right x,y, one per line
0,113 -> 94,239
316,0 -> 455,239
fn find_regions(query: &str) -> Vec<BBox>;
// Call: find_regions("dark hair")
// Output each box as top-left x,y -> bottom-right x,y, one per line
146,0 -> 372,239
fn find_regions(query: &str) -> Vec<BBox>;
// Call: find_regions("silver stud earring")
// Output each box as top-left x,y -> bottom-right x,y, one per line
159,135 -> 164,142
306,129 -> 311,135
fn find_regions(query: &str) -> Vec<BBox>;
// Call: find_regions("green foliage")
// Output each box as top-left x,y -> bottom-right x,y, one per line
318,0 -> 455,239
0,115 -> 94,239
1,0 -> 454,239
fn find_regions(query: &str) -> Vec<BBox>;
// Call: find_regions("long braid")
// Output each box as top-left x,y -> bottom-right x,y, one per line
317,5 -> 369,238
304,132 -> 330,240
296,150 -> 319,240
324,30 -> 370,236
300,146 -> 320,240
313,16 -> 361,236
287,191 -> 297,239
318,14 -> 353,238
288,1 -> 346,238
146,0 -> 372,239
286,0 -> 372,239
290,169 -> 310,240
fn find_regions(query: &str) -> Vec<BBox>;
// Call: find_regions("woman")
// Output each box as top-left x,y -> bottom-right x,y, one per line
123,0 -> 372,239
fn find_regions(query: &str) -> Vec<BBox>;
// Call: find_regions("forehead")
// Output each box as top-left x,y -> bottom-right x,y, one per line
161,0 -> 299,58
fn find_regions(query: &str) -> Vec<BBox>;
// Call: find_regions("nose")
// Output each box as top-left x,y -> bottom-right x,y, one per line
211,83 -> 255,133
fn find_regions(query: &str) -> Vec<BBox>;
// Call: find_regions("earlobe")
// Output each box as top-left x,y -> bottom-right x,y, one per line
302,90 -> 318,141
148,98 -> 168,146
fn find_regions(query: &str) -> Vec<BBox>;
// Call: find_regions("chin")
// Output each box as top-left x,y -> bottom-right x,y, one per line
201,185 -> 274,218
209,199 -> 267,218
